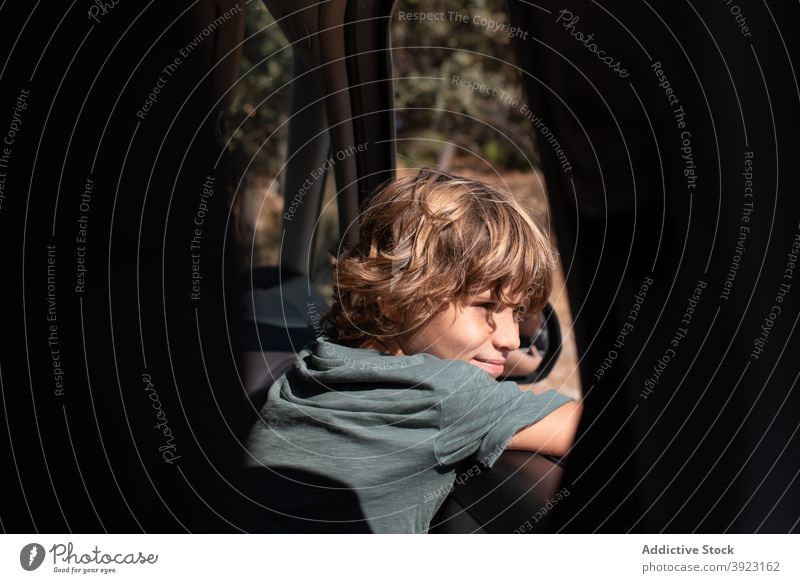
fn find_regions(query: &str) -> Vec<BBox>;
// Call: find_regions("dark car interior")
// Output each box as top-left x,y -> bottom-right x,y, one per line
235,0 -> 800,533
2,0 -> 798,534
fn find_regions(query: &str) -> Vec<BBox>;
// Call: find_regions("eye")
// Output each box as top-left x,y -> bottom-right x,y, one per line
476,302 -> 498,312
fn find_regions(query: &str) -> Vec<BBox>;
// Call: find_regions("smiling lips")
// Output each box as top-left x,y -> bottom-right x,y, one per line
470,357 -> 506,376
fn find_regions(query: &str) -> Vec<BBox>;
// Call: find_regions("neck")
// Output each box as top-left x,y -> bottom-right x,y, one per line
361,337 -> 405,356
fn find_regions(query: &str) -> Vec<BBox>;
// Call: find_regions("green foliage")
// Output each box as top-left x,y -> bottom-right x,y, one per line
391,0 -> 539,169
227,4 -> 293,177
227,1 -> 540,174
482,139 -> 508,166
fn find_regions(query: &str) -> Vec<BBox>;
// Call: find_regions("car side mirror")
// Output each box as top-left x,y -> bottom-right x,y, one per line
501,303 -> 563,384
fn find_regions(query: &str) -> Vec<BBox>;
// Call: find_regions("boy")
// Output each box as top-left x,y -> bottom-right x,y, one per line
244,168 -> 581,533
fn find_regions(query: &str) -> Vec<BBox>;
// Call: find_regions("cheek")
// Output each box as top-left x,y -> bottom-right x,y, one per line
404,307 -> 494,359
437,313 -> 492,355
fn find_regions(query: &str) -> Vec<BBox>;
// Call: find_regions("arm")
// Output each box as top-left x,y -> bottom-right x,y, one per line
505,400 -> 582,457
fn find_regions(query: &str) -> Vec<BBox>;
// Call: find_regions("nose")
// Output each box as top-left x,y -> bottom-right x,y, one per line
492,309 -> 521,352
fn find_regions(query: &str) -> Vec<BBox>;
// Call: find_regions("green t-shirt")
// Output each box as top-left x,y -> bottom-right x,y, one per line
244,339 -> 573,533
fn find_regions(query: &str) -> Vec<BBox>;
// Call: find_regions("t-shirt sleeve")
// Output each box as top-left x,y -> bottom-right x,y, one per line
433,371 -> 573,468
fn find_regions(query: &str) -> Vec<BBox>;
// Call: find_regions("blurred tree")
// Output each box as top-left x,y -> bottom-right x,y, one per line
226,3 -> 292,178
223,4 -> 292,266
392,0 -> 539,169
226,0 -> 540,174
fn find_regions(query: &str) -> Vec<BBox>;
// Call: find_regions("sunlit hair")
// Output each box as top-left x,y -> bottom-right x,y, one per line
324,168 -> 557,347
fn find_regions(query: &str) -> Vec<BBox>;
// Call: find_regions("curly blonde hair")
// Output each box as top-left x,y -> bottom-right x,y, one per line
324,168 -> 556,347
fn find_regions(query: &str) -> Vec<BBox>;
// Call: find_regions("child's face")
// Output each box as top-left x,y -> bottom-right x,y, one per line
399,289 -> 522,378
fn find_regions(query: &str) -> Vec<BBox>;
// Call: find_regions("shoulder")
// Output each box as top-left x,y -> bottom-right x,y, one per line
302,339 -> 482,387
